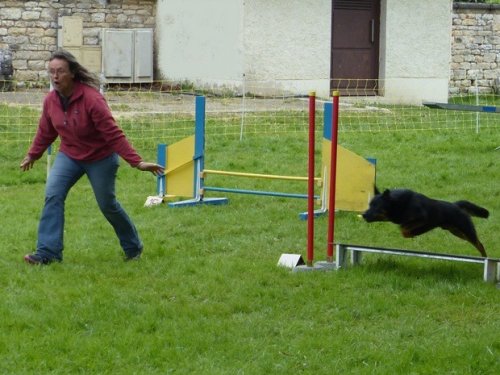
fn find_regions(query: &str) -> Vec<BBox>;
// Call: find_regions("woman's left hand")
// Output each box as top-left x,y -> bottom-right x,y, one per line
136,162 -> 164,176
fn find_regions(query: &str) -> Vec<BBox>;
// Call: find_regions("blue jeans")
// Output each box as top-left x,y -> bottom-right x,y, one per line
36,152 -> 143,261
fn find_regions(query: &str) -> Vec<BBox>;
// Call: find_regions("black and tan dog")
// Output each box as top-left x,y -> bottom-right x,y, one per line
362,188 -> 489,257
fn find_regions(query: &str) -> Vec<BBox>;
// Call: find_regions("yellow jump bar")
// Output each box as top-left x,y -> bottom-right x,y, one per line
203,169 -> 322,182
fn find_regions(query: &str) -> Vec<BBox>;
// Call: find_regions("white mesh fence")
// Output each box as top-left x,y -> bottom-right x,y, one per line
0,79 -> 498,150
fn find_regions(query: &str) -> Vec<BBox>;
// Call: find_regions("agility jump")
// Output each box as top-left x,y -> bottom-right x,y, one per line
149,92 -> 375,271
146,94 -> 376,215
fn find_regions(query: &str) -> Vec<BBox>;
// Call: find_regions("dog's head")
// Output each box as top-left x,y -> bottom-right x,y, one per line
362,189 -> 393,222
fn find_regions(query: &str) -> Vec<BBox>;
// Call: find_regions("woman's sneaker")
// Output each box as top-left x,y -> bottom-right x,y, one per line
125,248 -> 143,261
23,253 -> 56,265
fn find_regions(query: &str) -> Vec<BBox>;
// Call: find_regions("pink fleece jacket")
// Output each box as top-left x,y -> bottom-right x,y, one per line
28,81 -> 142,167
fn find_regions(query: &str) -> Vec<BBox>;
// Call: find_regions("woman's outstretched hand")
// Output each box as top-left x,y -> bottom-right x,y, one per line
136,161 -> 164,176
20,155 -> 36,171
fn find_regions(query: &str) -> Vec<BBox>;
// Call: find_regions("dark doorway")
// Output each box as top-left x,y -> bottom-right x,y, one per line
331,0 -> 380,95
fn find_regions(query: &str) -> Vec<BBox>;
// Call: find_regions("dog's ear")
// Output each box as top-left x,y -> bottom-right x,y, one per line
382,189 -> 391,198
374,186 -> 381,195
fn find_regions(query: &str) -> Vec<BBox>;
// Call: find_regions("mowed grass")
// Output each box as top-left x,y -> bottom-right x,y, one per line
0,123 -> 499,373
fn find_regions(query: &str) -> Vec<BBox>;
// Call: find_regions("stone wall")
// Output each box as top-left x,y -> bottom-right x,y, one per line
0,0 -> 156,83
451,3 -> 500,94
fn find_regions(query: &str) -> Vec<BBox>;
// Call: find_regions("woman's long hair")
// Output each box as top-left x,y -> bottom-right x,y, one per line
49,49 -> 101,90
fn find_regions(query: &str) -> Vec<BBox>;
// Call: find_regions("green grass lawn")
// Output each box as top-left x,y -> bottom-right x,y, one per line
0,115 -> 499,373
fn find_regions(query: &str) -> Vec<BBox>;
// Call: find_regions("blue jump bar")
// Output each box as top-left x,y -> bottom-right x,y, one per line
203,186 -> 319,199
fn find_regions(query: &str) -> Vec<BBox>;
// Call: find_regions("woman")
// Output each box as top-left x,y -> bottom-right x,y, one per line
20,49 -> 164,265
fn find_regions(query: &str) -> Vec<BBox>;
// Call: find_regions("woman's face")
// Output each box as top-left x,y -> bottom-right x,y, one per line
48,58 -> 75,97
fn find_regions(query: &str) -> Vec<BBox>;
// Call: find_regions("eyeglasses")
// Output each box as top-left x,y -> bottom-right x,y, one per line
48,69 -> 70,77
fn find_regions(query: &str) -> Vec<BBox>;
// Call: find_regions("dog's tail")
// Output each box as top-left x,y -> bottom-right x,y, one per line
455,200 -> 489,218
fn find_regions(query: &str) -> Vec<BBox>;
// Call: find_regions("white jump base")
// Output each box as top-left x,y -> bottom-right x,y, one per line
336,244 -> 499,283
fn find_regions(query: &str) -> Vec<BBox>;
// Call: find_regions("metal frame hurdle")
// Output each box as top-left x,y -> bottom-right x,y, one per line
336,244 -> 500,283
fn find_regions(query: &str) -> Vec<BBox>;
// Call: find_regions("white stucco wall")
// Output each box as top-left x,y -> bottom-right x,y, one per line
156,0 -> 244,84
243,0 -> 331,96
156,0 -> 331,96
380,0 -> 452,104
